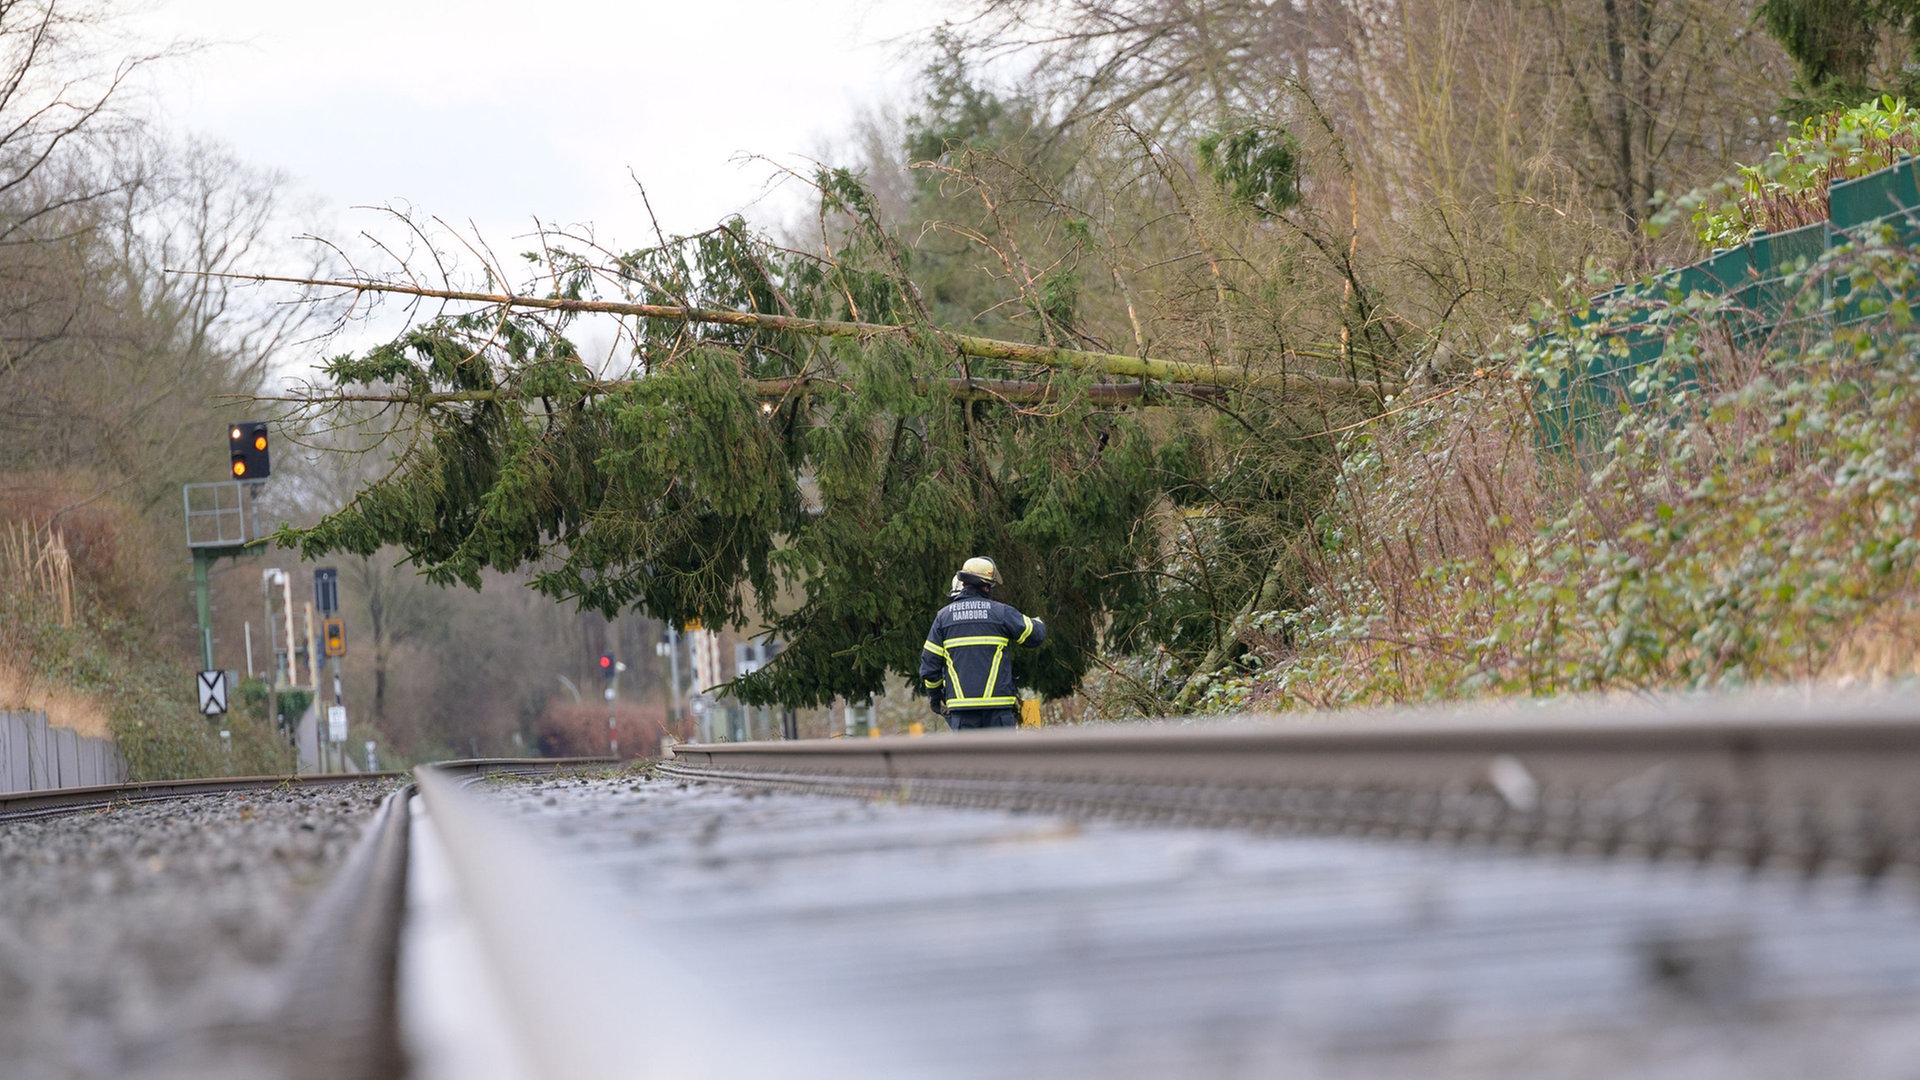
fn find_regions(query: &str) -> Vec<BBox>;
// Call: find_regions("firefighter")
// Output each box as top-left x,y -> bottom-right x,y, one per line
920,557 -> 1045,731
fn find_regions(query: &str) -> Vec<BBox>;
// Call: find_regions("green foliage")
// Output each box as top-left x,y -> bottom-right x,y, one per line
894,35 -> 1070,342
236,678 -> 313,729
1196,123 -> 1302,218
0,589 -> 288,779
905,29 -> 1022,171
1759,0 -> 1920,118
1036,270 -> 1079,332
287,198 -> 1183,710
1232,233 -> 1920,708
1664,97 -> 1920,248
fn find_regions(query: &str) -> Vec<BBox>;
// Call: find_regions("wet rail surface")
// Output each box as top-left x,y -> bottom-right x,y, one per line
414,767 -> 1920,1079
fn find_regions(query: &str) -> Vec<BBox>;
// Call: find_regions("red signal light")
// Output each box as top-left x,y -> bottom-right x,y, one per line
598,654 -> 613,670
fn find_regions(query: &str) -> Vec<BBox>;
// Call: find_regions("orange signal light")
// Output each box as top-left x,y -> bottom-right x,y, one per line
226,420 -> 270,481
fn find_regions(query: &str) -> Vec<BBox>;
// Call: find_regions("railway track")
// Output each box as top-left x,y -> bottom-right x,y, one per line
662,690 -> 1920,879
0,771 -> 409,823
399,691 -> 1920,1079
0,759 -> 608,1080
0,758 -> 610,826
10,696 -> 1920,1078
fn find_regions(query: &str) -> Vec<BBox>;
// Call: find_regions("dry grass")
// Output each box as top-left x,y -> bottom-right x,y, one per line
0,662 -> 113,739
1,522 -> 74,628
0,471 -> 183,623
1823,591 -> 1920,686
0,521 -> 115,738
0,520 -> 115,739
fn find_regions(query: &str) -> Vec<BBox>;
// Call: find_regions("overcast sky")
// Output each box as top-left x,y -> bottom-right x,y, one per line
128,0 -> 946,248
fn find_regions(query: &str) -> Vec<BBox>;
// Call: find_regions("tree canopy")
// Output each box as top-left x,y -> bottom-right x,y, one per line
276,187 -> 1377,708
262,0 -> 1866,719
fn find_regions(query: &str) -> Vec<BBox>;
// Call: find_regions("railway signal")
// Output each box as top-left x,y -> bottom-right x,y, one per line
323,618 -> 346,657
598,652 -> 627,758
313,567 -> 339,616
228,421 -> 271,480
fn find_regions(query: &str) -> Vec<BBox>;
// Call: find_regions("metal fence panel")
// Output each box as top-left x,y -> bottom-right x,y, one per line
55,728 -> 79,788
1831,158 -> 1920,230
77,738 -> 100,787
1538,157 -> 1920,455
0,713 -> 125,792
0,713 -> 22,794
25,712 -> 49,790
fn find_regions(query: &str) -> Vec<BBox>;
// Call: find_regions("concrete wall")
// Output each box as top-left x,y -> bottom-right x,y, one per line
0,711 -> 127,794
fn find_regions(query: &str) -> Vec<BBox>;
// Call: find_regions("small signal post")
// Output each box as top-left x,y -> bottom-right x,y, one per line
316,567 -> 349,768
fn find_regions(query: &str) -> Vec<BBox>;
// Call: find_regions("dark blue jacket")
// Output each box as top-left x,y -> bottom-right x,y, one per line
920,586 -> 1045,710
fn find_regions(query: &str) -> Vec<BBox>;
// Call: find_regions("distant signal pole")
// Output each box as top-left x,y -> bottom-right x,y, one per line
600,652 -> 626,757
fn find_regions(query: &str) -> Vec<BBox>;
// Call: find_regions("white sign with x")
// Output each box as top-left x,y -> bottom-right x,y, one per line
197,670 -> 228,716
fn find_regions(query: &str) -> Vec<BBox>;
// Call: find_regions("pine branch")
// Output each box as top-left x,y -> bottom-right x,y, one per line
194,271 -> 1401,396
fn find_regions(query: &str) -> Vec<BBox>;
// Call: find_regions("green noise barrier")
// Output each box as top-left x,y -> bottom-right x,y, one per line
1535,157 -> 1920,454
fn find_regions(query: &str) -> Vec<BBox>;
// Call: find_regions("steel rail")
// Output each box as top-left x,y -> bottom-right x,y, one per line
661,691 -> 1920,878
0,758 -> 616,823
0,771 -> 409,822
410,763 -> 855,1080
126,783 -> 416,1080
269,783 -> 415,1080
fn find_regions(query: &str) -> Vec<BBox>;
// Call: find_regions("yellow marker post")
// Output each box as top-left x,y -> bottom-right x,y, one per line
907,721 -> 925,736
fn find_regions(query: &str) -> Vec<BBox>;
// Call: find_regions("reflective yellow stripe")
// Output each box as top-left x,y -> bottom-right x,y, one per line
922,640 -> 949,658
984,643 -> 1006,702
922,678 -> 943,688
1016,615 -> 1034,645
939,633 -> 1017,707
946,695 -> 1019,708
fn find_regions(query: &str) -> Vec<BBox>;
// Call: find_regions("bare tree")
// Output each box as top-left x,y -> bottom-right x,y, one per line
0,0 -> 173,243
0,134 -> 327,512
954,0 -> 1791,236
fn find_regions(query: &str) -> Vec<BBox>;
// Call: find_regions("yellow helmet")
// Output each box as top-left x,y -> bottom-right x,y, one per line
957,556 -> 1001,589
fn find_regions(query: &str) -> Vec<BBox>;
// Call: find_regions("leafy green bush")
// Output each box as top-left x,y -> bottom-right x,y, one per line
236,677 -> 313,730
1664,97 -> 1920,250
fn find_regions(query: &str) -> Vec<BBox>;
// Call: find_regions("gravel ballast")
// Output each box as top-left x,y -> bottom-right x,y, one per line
0,780 -> 400,1080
